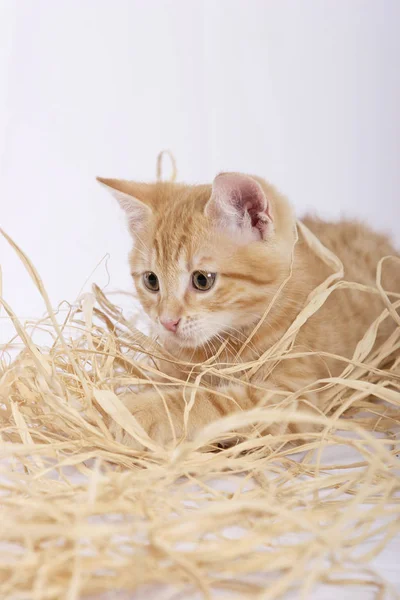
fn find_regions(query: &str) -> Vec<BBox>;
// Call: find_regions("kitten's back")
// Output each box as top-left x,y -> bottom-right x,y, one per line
302,216 -> 399,291
295,217 -> 399,371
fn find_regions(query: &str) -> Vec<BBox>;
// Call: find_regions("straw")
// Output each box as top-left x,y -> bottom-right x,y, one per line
0,153 -> 399,599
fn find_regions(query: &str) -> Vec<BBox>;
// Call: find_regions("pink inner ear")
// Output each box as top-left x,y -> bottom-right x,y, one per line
211,173 -> 273,240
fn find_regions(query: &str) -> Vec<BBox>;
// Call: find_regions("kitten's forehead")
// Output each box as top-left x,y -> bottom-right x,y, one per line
131,182 -> 233,277
151,203 -> 213,273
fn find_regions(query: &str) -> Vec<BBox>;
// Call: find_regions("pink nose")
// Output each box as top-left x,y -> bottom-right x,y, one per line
160,318 -> 180,333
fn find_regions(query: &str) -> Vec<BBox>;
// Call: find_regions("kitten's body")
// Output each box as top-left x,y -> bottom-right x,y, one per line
98,174 -> 399,447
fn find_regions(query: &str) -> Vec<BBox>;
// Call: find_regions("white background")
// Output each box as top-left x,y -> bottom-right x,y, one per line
1,2 -> 400,597
1,0 -> 400,343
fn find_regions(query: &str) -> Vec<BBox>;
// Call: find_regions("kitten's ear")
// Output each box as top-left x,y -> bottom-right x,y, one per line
96,177 -> 152,234
205,173 -> 273,242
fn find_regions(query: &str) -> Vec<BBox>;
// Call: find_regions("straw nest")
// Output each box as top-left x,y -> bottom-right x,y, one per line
1,167 -> 400,599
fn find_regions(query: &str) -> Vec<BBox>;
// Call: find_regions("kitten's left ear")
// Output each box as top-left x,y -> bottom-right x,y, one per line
205,173 -> 273,242
96,177 -> 152,235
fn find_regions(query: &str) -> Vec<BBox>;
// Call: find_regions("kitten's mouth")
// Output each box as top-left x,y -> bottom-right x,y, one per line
160,327 -> 215,350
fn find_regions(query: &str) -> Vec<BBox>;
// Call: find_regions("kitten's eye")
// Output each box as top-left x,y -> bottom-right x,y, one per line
143,271 -> 159,292
192,271 -> 216,291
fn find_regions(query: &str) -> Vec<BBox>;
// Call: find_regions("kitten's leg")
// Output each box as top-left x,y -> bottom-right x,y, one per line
109,382 -> 319,449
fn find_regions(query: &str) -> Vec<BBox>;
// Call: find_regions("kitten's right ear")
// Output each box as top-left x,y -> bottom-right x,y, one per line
96,177 -> 152,234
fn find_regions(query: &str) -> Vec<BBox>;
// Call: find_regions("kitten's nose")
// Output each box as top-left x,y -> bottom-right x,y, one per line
160,317 -> 181,333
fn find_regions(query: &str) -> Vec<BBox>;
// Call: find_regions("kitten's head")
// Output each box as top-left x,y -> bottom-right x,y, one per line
98,172 -> 296,351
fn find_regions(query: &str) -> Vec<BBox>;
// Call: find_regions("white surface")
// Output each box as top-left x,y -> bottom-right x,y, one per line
1,2 -> 400,597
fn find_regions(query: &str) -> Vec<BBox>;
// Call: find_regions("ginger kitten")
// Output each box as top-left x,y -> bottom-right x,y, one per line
98,173 -> 400,448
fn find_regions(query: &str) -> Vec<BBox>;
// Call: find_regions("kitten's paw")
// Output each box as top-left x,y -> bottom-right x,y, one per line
109,390 -> 183,450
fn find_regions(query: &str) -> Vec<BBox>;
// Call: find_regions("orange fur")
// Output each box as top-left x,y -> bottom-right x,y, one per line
98,174 -> 400,448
